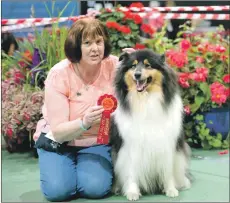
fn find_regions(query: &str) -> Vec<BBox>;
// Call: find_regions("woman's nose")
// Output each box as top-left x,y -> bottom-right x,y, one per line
91,42 -> 98,50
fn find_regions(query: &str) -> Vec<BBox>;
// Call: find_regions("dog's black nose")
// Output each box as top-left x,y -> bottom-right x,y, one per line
134,72 -> 141,80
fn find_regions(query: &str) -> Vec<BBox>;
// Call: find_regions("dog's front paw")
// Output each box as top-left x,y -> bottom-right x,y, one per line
126,191 -> 141,201
166,187 -> 179,198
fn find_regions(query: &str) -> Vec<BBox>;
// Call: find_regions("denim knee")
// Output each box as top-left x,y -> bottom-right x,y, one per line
78,174 -> 112,199
41,179 -> 76,202
76,153 -> 113,199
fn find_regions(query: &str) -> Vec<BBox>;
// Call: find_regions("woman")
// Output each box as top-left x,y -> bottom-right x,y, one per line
1,32 -> 18,56
34,17 -> 133,201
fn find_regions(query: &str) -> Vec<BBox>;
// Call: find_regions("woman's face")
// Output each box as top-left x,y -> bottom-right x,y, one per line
81,35 -> 105,66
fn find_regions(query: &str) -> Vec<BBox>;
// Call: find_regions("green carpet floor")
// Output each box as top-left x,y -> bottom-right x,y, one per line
1,149 -> 229,202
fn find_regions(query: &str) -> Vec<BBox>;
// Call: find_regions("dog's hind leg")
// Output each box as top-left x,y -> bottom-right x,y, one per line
173,149 -> 191,191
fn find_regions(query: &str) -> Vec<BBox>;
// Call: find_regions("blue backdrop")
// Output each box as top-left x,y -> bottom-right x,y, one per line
2,0 -> 79,37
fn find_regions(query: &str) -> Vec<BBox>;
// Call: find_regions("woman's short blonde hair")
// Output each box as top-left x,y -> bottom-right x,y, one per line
64,18 -> 112,63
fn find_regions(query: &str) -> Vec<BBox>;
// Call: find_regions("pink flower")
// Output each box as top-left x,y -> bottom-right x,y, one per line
180,39 -> 191,51
23,112 -> 31,121
184,106 -> 191,115
14,70 -> 25,84
178,73 -> 190,88
196,56 -> 204,63
6,128 -> 13,138
210,82 -> 228,105
166,50 -> 188,68
189,67 -> 208,82
223,74 -> 230,83
215,45 -> 226,53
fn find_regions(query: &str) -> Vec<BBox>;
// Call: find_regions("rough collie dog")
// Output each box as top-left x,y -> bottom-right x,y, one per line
109,49 -> 191,201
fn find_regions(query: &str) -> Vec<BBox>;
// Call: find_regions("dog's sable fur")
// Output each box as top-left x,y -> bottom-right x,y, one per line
109,49 -> 191,201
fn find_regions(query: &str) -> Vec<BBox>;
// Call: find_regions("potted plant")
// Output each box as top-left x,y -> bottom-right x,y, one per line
145,22 -> 229,149
2,80 -> 44,153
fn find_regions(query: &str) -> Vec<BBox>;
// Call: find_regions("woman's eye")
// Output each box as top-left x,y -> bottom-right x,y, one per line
96,40 -> 103,44
84,41 -> 90,45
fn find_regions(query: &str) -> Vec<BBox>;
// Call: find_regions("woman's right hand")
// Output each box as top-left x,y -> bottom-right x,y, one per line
82,106 -> 104,129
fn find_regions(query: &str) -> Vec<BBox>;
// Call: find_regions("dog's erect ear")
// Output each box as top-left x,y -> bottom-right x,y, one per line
119,52 -> 129,62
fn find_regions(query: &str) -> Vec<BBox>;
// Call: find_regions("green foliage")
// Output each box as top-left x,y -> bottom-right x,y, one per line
144,21 -> 229,149
97,6 -> 141,55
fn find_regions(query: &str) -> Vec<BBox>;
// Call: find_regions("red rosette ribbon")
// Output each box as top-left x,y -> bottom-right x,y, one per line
97,94 -> 117,144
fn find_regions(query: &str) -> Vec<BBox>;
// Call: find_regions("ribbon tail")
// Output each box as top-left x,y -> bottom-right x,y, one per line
97,111 -> 111,144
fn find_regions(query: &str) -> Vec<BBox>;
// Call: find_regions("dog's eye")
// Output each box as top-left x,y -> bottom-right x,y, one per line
131,65 -> 136,69
145,64 -> 151,68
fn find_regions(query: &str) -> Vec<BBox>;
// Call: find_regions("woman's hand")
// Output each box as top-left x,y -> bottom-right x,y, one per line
82,106 -> 104,129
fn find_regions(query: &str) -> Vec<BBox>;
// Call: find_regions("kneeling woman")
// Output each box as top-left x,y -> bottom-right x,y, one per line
34,18 -> 125,201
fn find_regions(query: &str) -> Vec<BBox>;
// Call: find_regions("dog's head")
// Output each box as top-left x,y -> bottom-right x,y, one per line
114,49 -> 178,109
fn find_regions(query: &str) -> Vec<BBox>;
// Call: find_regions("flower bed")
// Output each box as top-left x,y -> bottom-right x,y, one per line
1,3 -> 229,151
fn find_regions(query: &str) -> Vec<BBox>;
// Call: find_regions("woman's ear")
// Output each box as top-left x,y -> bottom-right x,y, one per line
119,52 -> 129,62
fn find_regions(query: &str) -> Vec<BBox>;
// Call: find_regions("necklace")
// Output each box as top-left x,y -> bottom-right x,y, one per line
73,63 -> 100,96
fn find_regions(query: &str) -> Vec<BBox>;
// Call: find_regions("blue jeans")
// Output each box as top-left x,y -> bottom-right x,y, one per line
37,145 -> 113,202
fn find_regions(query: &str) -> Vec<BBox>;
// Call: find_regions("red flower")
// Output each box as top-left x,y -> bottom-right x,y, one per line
223,74 -> 230,83
180,39 -> 191,52
215,45 -> 226,53
6,128 -> 13,138
220,55 -> 228,61
184,105 -> 191,115
218,150 -> 229,155
118,25 -> 131,34
225,87 -> 230,98
134,43 -> 146,50
129,2 -> 144,8
132,14 -> 142,24
23,112 -> 31,121
178,73 -> 190,88
106,21 -> 119,29
15,119 -> 21,125
105,8 -> 112,13
197,44 -> 206,53
141,24 -> 155,36
124,12 -> 142,24
195,56 -> 204,63
18,60 -> 27,68
166,50 -> 188,68
14,70 -> 25,84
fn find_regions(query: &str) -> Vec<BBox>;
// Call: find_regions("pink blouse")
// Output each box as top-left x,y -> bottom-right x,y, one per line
33,55 -> 119,146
